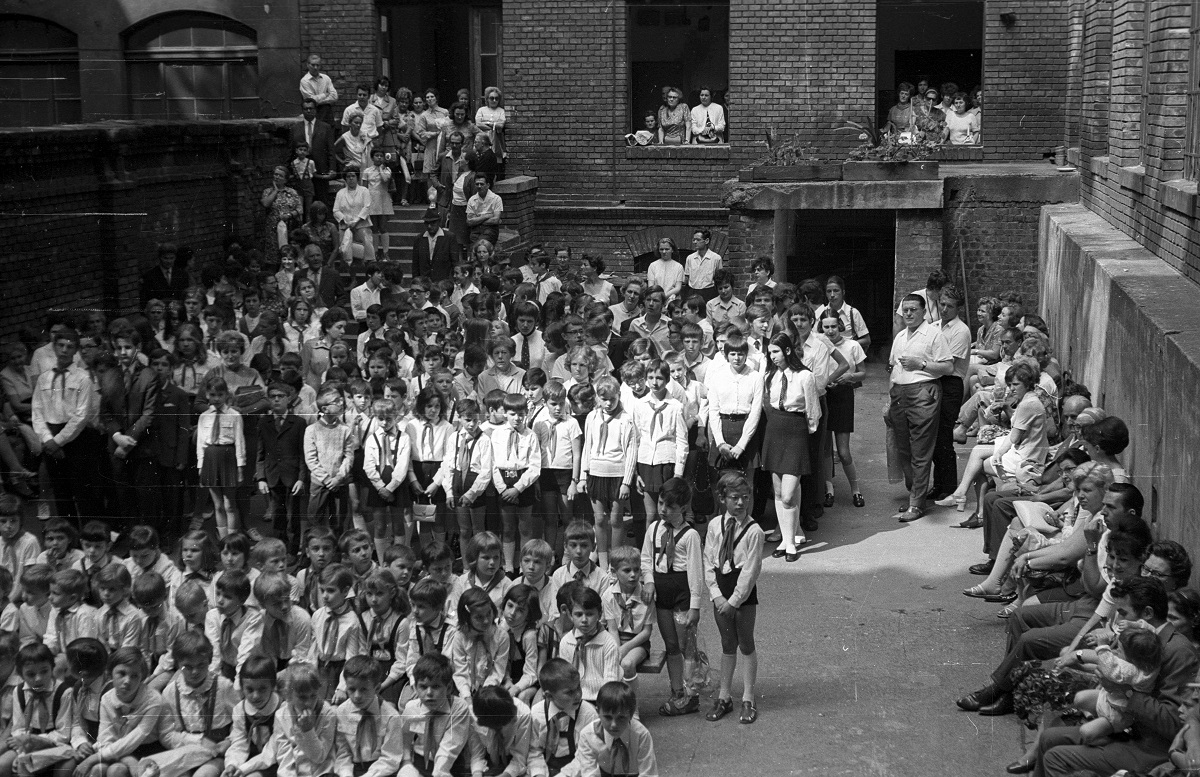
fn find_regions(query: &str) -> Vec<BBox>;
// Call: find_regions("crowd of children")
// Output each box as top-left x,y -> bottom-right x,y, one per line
0,235 -> 878,775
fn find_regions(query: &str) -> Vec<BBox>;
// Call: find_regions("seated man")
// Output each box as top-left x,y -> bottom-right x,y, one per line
1035,577 -> 1198,777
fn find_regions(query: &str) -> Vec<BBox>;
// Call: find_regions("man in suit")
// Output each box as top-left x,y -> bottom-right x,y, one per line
1035,576 -> 1199,777
257,383 -> 309,550
140,243 -> 189,304
412,207 -> 452,282
146,350 -> 193,547
298,244 -> 346,309
105,330 -> 159,531
291,98 -> 337,207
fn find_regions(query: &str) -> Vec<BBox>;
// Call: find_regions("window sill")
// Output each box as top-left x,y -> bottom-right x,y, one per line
625,144 -> 731,160
1088,155 -> 1109,179
1067,147 -> 1081,166
931,146 -> 984,161
1117,164 -> 1147,194
1162,178 -> 1198,218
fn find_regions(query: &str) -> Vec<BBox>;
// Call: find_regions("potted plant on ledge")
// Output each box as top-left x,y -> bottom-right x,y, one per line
839,120 -> 941,181
740,130 -> 843,182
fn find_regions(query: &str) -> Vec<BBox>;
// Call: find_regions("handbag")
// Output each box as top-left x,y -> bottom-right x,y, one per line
412,501 -> 438,523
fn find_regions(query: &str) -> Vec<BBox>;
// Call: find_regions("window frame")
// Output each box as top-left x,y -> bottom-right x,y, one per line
0,16 -> 82,127
1187,0 -> 1200,179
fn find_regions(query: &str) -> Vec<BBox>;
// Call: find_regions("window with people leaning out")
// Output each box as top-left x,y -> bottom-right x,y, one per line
883,80 -> 982,146
625,1 -> 730,147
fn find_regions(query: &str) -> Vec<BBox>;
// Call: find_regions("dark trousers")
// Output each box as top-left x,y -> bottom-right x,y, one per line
1035,721 -> 1169,777
45,427 -> 105,526
931,375 -> 964,496
799,395 -> 829,521
307,483 -> 348,534
887,381 -> 941,508
990,599 -> 1096,691
267,481 -> 305,550
982,489 -> 1019,558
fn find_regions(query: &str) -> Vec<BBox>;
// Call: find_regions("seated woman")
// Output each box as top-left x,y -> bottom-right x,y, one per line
690,87 -> 726,144
942,91 -> 980,145
885,82 -> 915,134
657,87 -> 690,145
965,296 -> 1004,393
1079,415 -> 1130,483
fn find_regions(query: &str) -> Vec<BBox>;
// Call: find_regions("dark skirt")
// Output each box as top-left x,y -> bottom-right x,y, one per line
587,474 -> 624,504
200,444 -> 239,488
761,406 -> 811,477
412,460 -> 446,504
539,468 -> 572,494
708,415 -> 761,470
364,465 -> 400,510
716,567 -> 759,607
500,468 -> 538,507
654,569 -> 690,611
636,462 -> 673,493
825,384 -> 856,433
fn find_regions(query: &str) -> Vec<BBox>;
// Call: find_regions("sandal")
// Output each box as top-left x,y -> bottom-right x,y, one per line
934,494 -> 967,511
962,584 -> 997,599
984,591 -> 1018,604
997,602 -> 1019,619
705,697 -> 734,722
739,701 -> 758,724
658,692 -> 699,717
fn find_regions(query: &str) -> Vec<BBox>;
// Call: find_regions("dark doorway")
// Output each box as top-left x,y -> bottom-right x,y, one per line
379,2 -> 501,107
790,209 -> 895,354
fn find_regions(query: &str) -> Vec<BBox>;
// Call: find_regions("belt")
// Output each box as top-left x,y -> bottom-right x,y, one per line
719,413 -> 748,421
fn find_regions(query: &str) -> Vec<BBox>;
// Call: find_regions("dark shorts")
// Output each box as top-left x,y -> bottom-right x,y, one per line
539,468 -> 572,494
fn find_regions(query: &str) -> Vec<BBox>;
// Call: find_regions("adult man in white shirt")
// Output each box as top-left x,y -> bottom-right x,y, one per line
466,176 -> 503,246
349,261 -> 387,321
931,286 -> 973,502
298,54 -> 338,127
887,294 -> 953,523
684,228 -> 722,302
340,83 -> 383,139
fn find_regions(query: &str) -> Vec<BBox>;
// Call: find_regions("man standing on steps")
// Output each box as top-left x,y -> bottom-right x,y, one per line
291,98 -> 336,207
886,293 -> 953,523
299,54 -> 338,127
413,207 -> 452,282
466,175 -> 503,248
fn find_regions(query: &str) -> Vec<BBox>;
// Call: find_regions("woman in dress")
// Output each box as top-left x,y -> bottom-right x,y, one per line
417,89 -> 449,197
646,237 -> 685,301
761,333 -> 821,563
657,87 -> 690,145
302,201 -> 338,262
885,82 -> 915,134
302,307 -> 349,390
475,86 -> 507,172
443,102 -> 478,153
261,165 -> 303,251
370,77 -> 400,162
580,255 -> 617,305
335,113 -> 373,171
942,91 -> 981,145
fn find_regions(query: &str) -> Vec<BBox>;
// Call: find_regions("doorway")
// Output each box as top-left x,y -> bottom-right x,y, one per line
790,209 -> 895,353
379,2 -> 501,106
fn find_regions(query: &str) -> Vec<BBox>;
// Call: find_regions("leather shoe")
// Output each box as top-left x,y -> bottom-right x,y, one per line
1005,758 -> 1035,774
969,560 -> 995,576
956,514 -> 983,529
955,684 -> 1001,712
977,693 -> 1014,716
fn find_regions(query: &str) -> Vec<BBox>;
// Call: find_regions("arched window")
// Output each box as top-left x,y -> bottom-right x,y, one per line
125,12 -> 258,120
0,16 -> 81,127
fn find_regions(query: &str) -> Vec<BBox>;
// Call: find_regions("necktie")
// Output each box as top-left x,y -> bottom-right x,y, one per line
572,630 -> 595,675
720,518 -> 735,571
247,711 -> 272,752
459,433 -> 477,474
596,414 -> 611,451
618,595 -> 636,632
357,709 -> 378,761
649,402 -> 664,441
209,409 -> 221,444
276,415 -> 285,432
57,608 -> 70,642
548,418 -> 561,462
778,372 -> 788,412
611,736 -> 631,776
144,615 -> 159,656
28,690 -> 51,731
487,727 -> 505,765
265,617 -> 287,658
574,565 -> 588,583
423,423 -> 433,459
306,120 -> 313,145
104,609 -> 120,649
424,710 -> 443,760
507,430 -> 519,462
548,711 -> 569,758
52,366 -> 69,394
518,337 -> 529,369
322,610 -> 342,659
220,616 -> 235,659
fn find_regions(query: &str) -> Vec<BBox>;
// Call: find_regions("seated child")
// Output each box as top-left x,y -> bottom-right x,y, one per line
557,586 -> 619,706
518,540 -> 555,629
501,584 -> 544,705
95,566 -> 144,654
334,656 -> 403,777
274,664 -> 351,777
0,633 -> 17,749
528,658 -> 598,777
549,522 -> 607,596
65,638 -> 109,765
0,569 -> 18,635
446,532 -> 511,628
16,566 -> 52,648
0,496 -> 38,604
152,633 -> 238,777
398,654 -> 474,777
34,520 -> 83,576
131,574 -> 185,693
384,546 -> 416,595
471,685 -> 533,777
203,571 -> 252,681
82,647 -> 166,777
123,527 -> 182,608
73,523 -> 121,608
361,570 -> 411,705
1,642 -> 75,777
222,655 -> 280,777
447,589 -> 508,700
575,681 -> 658,777
44,571 -> 98,665
307,564 -> 365,701
602,547 -> 653,711
237,575 -> 313,675
403,579 -> 450,696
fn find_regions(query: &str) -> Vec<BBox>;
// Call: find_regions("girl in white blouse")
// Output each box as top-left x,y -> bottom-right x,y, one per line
196,377 -> 245,538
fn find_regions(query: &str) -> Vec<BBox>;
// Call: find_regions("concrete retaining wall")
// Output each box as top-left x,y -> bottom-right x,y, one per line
1040,203 -> 1200,543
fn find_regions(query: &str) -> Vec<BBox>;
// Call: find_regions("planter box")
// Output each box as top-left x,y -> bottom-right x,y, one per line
740,163 -> 843,182
841,160 -> 940,181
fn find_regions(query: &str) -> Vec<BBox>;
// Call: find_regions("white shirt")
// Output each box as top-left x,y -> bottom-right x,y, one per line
32,363 -> 97,446
815,302 -> 870,341
889,322 -> 953,384
646,259 -> 685,300
762,369 -> 821,433
704,362 -> 763,453
466,190 -> 504,224
632,396 -> 687,470
299,72 -> 338,105
684,249 -> 722,290
350,281 -> 382,321
689,102 -> 727,135
938,317 -> 974,381
333,185 -> 372,225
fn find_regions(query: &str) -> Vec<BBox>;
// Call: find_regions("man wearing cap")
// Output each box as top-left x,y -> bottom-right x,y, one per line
413,207 -> 452,282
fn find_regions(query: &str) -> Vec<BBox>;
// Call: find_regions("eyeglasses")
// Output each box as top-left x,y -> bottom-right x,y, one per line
1141,567 -> 1172,581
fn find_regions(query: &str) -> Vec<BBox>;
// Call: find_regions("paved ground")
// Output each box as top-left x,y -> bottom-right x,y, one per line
644,363 -> 1026,776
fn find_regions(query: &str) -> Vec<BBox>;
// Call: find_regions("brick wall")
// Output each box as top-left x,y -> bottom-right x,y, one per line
0,121 -> 290,338
298,0 -> 378,119
944,199 -> 1043,312
894,210 -> 944,308
1068,0 -> 1200,286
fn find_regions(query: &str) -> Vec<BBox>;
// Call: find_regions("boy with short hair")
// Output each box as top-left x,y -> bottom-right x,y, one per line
384,545 -> 416,592
510,302 -> 546,372
16,564 -> 53,647
479,337 -> 526,397
338,529 -> 376,601
443,399 -> 493,563
256,382 -> 308,551
43,570 -> 98,661
403,579 -> 450,689
123,525 -> 183,605
528,658 -> 598,777
175,580 -> 211,634
335,656 -> 403,777
156,631 -> 239,776
397,654 -> 475,777
705,268 -> 745,327
132,572 -> 186,692
36,518 -> 83,574
308,564 -> 365,700
66,637 -> 108,754
549,521 -> 607,595
95,564 -> 144,652
557,586 -> 620,705
222,655 -> 280,777
471,685 -> 533,777
292,526 -> 337,614
445,532 -> 511,627
304,389 -> 355,531
3,642 -> 75,777
74,521 -> 120,607
603,546 -> 653,708
576,681 -> 658,776
204,570 -> 252,680
519,539 -> 556,628
237,574 -> 314,675
490,394 -> 542,574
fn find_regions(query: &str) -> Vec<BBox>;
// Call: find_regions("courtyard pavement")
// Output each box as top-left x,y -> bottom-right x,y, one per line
644,363 -> 1024,776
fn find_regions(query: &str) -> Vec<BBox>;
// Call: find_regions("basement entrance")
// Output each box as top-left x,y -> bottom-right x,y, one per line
790,209 -> 895,353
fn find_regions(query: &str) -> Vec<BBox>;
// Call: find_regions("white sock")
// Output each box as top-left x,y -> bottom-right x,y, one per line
502,541 -> 517,572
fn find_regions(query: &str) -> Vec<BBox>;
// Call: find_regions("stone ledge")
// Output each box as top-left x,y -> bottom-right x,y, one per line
1088,155 -> 1110,178
625,144 -> 731,160
493,175 -> 538,195
722,178 -> 943,210
1161,179 -> 1198,219
1116,164 -> 1147,194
